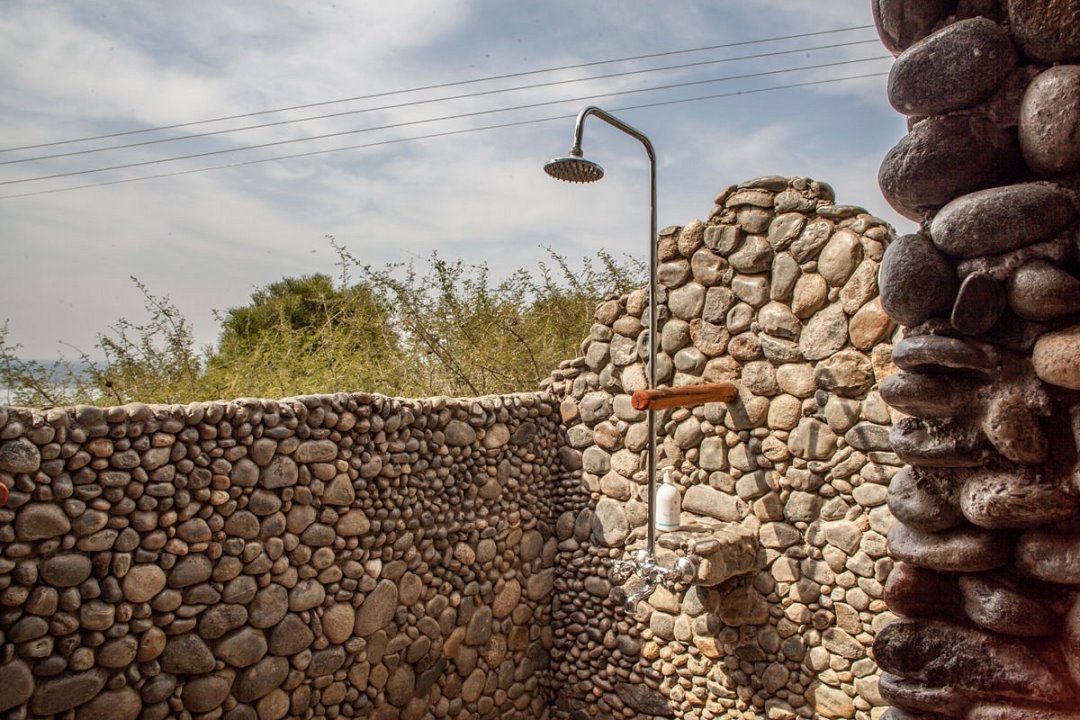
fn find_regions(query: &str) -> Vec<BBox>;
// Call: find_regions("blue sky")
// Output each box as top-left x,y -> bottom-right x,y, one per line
0,1 -> 911,362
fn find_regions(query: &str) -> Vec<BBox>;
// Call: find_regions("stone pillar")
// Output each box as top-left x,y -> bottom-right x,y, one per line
871,2 -> 1080,718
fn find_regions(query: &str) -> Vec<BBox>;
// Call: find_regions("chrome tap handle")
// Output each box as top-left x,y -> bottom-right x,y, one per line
672,555 -> 698,583
610,559 -> 636,585
659,555 -> 699,590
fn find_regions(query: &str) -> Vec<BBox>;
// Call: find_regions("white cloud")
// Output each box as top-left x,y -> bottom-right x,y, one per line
0,0 -> 911,363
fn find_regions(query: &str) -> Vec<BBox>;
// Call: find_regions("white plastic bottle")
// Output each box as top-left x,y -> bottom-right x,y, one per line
655,469 -> 681,532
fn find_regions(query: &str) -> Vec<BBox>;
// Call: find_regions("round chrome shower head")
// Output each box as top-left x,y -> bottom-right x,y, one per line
544,155 -> 604,184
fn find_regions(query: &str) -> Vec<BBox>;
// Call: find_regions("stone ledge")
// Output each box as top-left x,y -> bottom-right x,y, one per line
655,514 -> 759,586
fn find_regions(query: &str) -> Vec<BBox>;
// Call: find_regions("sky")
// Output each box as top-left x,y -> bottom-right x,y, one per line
0,0 -> 913,363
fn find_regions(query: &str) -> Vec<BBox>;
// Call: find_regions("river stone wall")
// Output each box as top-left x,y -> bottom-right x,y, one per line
0,392 -> 563,720
872,2 -> 1080,719
544,176 -> 903,720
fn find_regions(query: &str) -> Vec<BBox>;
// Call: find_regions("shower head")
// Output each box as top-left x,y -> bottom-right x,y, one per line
544,153 -> 604,184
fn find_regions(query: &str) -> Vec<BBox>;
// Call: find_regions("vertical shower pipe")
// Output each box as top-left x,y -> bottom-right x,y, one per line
567,107 -> 659,559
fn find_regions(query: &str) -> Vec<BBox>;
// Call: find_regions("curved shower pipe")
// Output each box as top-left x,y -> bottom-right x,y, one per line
544,106 -> 735,579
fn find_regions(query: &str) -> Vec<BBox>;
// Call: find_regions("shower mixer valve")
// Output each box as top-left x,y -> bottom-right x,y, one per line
609,548 -> 700,614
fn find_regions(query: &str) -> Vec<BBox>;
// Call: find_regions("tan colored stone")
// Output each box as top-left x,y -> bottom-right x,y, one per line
1033,324 -> 1080,390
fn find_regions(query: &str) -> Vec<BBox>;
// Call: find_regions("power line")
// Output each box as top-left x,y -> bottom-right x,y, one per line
0,24 -> 875,154
0,55 -> 891,187
0,72 -> 889,201
3,38 -> 880,165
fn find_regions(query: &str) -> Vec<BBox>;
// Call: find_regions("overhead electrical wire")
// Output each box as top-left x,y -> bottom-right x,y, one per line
1,54 -> 891,187
2,37 -> 880,165
0,71 -> 888,201
0,24 -> 875,154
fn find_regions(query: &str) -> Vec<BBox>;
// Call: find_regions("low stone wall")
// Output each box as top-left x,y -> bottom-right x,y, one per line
545,176 -> 903,720
0,392 -> 564,720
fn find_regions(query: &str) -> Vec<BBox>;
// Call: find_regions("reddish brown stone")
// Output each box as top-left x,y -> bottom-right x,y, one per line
951,273 -> 1006,335
874,618 -> 1072,704
1016,529 -> 1080,583
872,0 -> 957,55
887,466 -> 965,532
883,562 -> 960,617
879,672 -> 972,715
958,574 -> 1060,636
1006,0 -> 1080,62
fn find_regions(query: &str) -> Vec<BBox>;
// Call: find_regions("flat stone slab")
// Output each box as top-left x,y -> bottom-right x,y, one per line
655,517 -> 758,586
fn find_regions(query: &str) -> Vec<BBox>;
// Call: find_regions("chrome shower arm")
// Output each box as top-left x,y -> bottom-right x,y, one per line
568,106 -> 656,167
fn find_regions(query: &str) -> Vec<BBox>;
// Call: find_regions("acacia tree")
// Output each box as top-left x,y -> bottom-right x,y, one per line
200,273 -> 406,399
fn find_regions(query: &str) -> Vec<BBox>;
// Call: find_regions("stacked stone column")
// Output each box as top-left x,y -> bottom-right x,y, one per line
871,2 -> 1080,719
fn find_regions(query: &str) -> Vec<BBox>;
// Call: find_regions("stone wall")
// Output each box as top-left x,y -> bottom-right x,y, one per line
545,176 -> 903,720
871,2 -> 1080,719
0,177 -> 922,720
0,392 -> 564,720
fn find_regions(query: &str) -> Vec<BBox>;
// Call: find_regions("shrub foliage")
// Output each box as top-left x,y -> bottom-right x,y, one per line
1,249 -> 643,406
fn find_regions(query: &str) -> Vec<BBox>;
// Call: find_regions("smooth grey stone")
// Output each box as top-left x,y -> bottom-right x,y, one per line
770,252 -> 800,301
702,287 -> 735,324
799,306 -> 848,361
728,235 -> 774,273
767,212 -> 806,250
691,248 -> 725,285
790,218 -> 833,263
845,422 -> 891,452
682,485 -> 747,522
814,349 -> 874,398
760,333 -> 803,364
787,418 -> 837,461
878,115 -> 1024,220
758,301 -> 801,340
593,498 -> 628,547
879,234 -> 958,326
888,18 -> 1017,116
930,182 -> 1075,259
